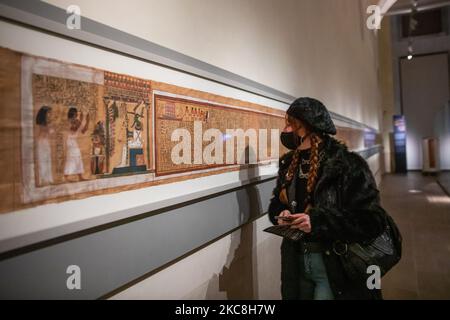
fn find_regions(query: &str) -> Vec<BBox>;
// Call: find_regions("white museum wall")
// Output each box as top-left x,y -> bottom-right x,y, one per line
379,18 -> 396,173
110,215 -> 283,300
389,8 -> 450,171
435,102 -> 450,171
400,54 -> 450,170
435,101 -> 450,195
391,8 -> 450,116
44,0 -> 382,131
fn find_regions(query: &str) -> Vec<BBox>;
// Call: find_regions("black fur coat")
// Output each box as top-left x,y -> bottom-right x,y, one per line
268,135 -> 388,300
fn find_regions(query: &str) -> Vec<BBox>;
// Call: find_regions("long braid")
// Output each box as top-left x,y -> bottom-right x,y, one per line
285,148 -> 301,183
305,133 -> 320,212
279,148 -> 300,205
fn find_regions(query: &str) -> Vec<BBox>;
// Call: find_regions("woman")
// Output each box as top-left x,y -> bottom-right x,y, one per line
64,107 -> 90,181
268,97 -> 388,300
36,106 -> 54,186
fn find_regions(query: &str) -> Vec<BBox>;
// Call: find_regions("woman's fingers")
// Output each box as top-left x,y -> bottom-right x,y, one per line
290,221 -> 309,228
290,213 -> 307,219
277,210 -> 292,225
290,223 -> 311,233
280,210 -> 291,217
290,218 -> 306,225
290,214 -> 308,225
277,211 -> 311,228
290,214 -> 312,233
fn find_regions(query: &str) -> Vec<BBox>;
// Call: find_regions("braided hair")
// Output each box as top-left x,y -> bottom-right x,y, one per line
279,117 -> 322,213
304,133 -> 321,210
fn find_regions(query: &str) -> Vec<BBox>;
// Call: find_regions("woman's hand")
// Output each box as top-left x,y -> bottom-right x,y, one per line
290,213 -> 312,233
277,210 -> 292,225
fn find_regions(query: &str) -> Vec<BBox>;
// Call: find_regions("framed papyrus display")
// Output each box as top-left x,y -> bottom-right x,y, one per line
0,47 -> 286,214
154,94 -> 283,176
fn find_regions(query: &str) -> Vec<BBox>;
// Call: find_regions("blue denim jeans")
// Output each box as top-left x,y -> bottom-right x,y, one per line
281,240 -> 335,300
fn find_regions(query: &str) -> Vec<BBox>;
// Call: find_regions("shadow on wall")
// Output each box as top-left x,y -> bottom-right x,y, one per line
205,146 -> 262,299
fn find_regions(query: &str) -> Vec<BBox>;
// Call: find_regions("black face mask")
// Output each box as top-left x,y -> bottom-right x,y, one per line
281,132 -> 313,150
280,132 -> 299,150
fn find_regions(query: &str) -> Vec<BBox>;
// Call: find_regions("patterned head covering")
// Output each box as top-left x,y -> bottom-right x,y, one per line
287,97 -> 337,135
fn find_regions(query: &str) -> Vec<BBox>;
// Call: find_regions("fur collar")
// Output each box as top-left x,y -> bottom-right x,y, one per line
320,136 -> 349,179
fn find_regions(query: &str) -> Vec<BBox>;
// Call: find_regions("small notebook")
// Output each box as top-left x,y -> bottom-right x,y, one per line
263,225 -> 305,241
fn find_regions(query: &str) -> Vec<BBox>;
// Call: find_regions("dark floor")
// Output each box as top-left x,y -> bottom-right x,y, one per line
380,172 -> 450,300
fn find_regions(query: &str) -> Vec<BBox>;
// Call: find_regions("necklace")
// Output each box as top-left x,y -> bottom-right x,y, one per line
298,150 -> 326,179
298,164 -> 309,179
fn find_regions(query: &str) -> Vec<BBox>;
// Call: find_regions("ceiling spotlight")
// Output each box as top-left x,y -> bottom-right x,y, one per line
408,55 -> 413,60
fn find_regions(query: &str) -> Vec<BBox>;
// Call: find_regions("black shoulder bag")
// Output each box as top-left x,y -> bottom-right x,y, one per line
333,183 -> 403,282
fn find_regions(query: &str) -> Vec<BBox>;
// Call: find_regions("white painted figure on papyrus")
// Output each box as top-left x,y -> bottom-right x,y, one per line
64,107 -> 90,181
36,106 -> 54,186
